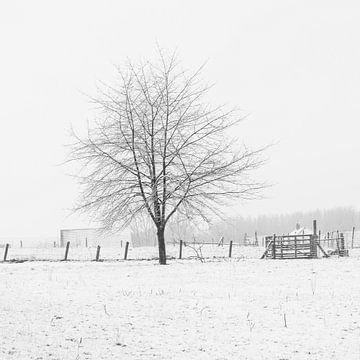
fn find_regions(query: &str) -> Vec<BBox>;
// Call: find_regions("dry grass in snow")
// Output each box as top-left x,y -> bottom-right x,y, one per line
1,249 -> 360,359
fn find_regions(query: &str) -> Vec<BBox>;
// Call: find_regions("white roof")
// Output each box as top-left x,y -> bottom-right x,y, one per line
289,227 -> 313,236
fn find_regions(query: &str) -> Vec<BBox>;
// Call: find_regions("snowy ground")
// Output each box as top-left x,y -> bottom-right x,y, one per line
1,249 -> 360,359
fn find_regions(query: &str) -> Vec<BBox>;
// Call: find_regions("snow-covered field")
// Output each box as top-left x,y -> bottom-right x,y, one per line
1,248 -> 360,359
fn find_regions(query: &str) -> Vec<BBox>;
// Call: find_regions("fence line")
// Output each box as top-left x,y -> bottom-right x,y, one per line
1,225 -> 359,263
0,240 -> 267,263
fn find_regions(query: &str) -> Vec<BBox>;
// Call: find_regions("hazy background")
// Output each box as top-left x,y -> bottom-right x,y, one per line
0,0 -> 359,237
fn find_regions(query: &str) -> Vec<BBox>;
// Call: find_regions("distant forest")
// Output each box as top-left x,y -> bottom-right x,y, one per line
207,207 -> 360,240
131,207 -> 360,246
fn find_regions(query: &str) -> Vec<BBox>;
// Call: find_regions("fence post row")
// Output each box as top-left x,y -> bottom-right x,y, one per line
7,224 -> 357,261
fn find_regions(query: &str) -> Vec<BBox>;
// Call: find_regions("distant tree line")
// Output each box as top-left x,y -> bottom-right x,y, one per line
131,207 -> 360,246
208,207 -> 360,240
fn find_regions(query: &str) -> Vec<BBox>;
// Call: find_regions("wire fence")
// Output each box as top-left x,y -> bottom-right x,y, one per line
0,240 -> 265,262
1,227 -> 359,263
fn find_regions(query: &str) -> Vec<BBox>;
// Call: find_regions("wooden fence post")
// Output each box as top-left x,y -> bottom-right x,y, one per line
20,240 -> 23,248
124,241 -> 129,260
85,237 -> 88,248
64,241 -> 70,261
313,220 -> 317,238
272,234 -> 276,259
95,245 -> 101,261
352,226 -> 355,249
331,231 -> 334,247
179,240 -> 183,259
310,220 -> 317,259
254,232 -> 258,246
3,244 -> 9,262
310,235 -> 317,258
340,233 -> 345,251
229,241 -> 233,258
312,219 -> 318,256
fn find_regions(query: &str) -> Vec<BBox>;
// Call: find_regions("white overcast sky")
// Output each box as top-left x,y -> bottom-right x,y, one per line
0,0 -> 359,237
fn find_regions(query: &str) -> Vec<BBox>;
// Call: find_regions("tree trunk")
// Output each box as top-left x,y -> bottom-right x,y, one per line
157,227 -> 167,265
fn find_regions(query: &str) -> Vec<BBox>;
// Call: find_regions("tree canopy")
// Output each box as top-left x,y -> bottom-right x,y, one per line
70,51 -> 266,264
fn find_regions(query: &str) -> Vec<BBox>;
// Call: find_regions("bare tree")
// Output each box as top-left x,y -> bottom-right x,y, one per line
69,50 -> 266,265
